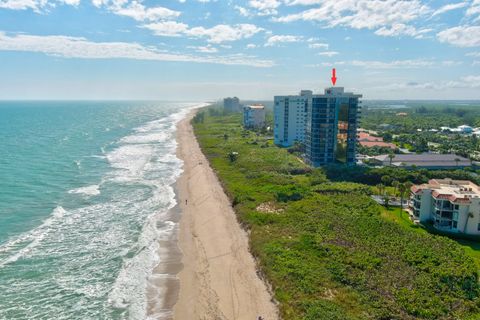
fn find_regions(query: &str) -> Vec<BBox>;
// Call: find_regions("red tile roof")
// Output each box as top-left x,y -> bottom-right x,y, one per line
359,141 -> 397,149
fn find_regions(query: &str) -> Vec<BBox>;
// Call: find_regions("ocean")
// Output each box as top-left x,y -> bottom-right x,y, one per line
0,101 -> 202,319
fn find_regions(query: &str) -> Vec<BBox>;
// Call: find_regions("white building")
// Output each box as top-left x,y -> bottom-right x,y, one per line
243,104 -> 266,129
440,125 -> 473,134
410,179 -> 480,235
273,90 -> 311,147
458,125 -> 473,134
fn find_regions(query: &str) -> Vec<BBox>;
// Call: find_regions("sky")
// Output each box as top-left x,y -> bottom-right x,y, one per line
0,0 -> 479,100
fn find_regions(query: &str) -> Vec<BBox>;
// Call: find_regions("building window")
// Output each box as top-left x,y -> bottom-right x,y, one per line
453,221 -> 458,229
478,223 -> 480,231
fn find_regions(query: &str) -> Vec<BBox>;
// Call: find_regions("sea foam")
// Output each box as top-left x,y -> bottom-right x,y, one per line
68,185 -> 101,196
0,102 -> 208,319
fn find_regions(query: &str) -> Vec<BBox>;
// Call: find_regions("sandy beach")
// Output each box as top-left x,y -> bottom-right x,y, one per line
171,109 -> 278,320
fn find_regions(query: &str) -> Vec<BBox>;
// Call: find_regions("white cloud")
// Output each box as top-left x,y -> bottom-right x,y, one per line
432,2 -> 468,17
187,24 -> 263,43
142,21 -> 189,36
92,0 -> 181,23
318,59 -> 435,69
467,51 -> 480,57
462,75 -> 480,87
113,2 -> 180,21
276,0 -> 430,39
351,59 -> 435,68
437,26 -> 480,47
375,24 -> 432,38
374,76 -> 480,91
188,44 -> 218,53
308,42 -> 328,49
246,43 -> 257,48
248,0 -> 281,15
0,31 -> 274,67
467,0 -> 480,18
284,0 -> 324,5
235,5 -> 251,17
265,34 -> 302,46
441,60 -> 463,66
0,0 -> 77,11
317,51 -> 338,57
142,22 -> 263,43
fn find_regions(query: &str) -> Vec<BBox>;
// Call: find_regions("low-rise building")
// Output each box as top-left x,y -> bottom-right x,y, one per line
243,104 -> 266,129
357,132 -> 396,149
371,153 -> 471,169
410,179 -> 480,235
440,125 -> 473,134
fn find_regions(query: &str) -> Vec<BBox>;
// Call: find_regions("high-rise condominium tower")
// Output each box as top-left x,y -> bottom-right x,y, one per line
273,90 -> 312,147
305,87 -> 362,166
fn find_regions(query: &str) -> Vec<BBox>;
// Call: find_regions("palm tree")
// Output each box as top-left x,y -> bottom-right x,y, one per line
398,182 -> 413,215
383,191 -> 391,209
392,180 -> 400,197
377,183 -> 385,197
398,184 -> 406,216
455,157 -> 460,167
388,153 -> 395,166
464,212 -> 474,233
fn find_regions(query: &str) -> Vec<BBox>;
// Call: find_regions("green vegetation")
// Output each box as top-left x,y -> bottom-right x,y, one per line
193,108 -> 480,320
322,164 -> 480,187
381,207 -> 426,234
360,104 -> 480,158
361,104 -> 480,133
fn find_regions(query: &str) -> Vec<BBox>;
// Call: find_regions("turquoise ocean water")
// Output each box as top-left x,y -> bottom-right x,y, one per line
0,101 -> 201,319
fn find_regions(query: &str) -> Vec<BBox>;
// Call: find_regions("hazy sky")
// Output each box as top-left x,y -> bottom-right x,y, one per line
0,0 -> 479,100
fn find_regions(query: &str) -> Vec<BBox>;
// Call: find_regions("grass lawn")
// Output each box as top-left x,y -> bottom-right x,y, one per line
458,240 -> 480,269
381,207 -> 427,234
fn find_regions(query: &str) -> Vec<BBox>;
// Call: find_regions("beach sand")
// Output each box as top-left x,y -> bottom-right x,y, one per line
171,109 -> 279,320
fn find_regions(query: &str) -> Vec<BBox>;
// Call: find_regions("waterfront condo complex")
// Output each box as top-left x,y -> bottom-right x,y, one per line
410,179 -> 480,235
274,87 -> 362,167
243,104 -> 266,129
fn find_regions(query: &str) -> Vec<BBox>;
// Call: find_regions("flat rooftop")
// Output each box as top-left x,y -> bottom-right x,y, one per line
374,153 -> 471,166
275,87 -> 362,98
246,104 -> 265,109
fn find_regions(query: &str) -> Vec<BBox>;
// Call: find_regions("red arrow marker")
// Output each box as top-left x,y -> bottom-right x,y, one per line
331,68 -> 337,86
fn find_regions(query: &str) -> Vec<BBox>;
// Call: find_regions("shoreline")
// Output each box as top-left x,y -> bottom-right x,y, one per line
146,183 -> 182,320
170,108 -> 278,319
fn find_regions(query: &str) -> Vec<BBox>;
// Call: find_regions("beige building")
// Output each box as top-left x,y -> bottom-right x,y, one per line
410,179 -> 480,235
243,104 -> 266,129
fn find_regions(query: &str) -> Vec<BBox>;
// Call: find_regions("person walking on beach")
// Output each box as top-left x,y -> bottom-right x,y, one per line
185,199 -> 188,205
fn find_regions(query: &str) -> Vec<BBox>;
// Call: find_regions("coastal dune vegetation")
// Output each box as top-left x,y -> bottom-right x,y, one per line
192,107 -> 480,320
